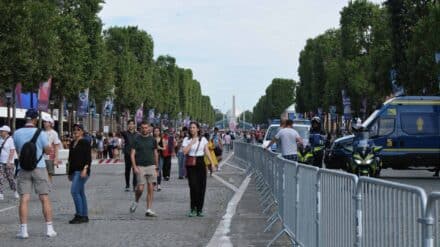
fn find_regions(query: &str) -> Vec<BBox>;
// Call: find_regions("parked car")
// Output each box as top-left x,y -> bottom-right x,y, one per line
325,96 -> 440,171
262,123 -> 310,152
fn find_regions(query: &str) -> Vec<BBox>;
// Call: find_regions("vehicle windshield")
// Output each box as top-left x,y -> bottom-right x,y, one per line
362,110 -> 380,128
293,125 -> 310,142
265,126 -> 280,141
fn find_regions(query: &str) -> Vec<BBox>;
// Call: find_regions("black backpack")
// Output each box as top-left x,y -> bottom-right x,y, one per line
19,128 -> 43,171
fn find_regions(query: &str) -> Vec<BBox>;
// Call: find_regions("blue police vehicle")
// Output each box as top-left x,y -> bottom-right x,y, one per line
325,96 -> 440,172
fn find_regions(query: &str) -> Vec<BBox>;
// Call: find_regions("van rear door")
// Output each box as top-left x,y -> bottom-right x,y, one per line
398,104 -> 440,168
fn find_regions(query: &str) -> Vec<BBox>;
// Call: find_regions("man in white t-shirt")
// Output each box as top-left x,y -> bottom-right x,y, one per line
0,125 -> 19,199
42,115 -> 61,183
265,119 -> 303,161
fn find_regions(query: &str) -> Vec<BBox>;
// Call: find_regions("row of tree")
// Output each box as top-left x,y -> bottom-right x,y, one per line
0,0 -> 215,124
295,0 -> 439,116
252,78 -> 296,124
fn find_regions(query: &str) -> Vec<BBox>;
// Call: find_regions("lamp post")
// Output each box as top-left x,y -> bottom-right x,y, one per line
5,90 -> 12,127
49,100 -> 55,118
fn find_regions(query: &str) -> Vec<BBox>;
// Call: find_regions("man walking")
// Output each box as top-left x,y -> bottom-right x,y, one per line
42,115 -> 61,184
13,109 -> 57,239
265,119 -> 303,161
130,121 -> 159,217
0,125 -> 19,199
121,119 -> 138,191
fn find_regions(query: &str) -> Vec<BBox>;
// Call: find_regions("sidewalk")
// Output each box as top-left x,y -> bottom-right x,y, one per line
0,151 -> 284,247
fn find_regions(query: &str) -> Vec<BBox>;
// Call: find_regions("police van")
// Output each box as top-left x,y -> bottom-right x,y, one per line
325,96 -> 439,170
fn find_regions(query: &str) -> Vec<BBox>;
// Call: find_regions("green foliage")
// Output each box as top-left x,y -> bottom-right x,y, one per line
253,78 -> 296,124
295,0 -> 437,117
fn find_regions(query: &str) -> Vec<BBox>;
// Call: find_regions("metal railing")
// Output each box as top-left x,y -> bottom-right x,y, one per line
233,141 -> 438,247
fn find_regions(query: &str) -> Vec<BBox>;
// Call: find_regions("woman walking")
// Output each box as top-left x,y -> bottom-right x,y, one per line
67,123 -> 91,224
153,127 -> 164,191
183,122 -> 214,217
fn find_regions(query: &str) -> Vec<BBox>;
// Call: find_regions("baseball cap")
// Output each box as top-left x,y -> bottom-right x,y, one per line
25,109 -> 39,119
42,114 -> 54,125
0,125 -> 11,133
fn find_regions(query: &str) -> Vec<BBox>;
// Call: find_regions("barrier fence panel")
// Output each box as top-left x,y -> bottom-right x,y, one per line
296,164 -> 319,247
283,160 -> 298,237
357,177 -> 427,247
274,158 -> 286,224
318,169 -> 358,247
425,192 -> 440,247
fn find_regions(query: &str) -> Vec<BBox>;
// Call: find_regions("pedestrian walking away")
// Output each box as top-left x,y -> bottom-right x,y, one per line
175,127 -> 188,179
67,123 -> 92,224
183,122 -> 215,217
266,119 -> 303,161
153,126 -> 164,191
130,121 -> 159,217
0,125 -> 19,200
42,115 -> 61,185
161,127 -> 176,181
121,119 -> 138,191
13,109 -> 57,239
212,127 -> 223,163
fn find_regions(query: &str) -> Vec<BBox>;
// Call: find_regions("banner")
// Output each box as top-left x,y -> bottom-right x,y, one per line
135,103 -> 144,125
104,97 -> 113,117
77,88 -> 89,118
341,89 -> 351,120
37,78 -> 52,111
148,108 -> 155,124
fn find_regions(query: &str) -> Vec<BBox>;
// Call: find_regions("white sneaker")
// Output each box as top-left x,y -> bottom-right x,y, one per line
14,191 -> 20,199
145,209 -> 157,217
0,193 -> 4,200
46,230 -> 57,238
130,201 -> 137,213
16,231 -> 29,239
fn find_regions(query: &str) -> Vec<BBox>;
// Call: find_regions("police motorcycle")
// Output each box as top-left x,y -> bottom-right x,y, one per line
343,126 -> 382,177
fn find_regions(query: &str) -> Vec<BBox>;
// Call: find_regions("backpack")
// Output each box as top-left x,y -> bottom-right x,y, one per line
19,128 -> 43,171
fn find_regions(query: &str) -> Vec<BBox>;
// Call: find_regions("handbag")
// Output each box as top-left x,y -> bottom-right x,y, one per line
185,137 -> 201,167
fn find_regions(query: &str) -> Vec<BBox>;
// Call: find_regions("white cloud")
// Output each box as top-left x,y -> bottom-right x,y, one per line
100,0 -> 385,113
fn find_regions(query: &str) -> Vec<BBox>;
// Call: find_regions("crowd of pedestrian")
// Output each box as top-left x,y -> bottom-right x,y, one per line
0,109 -> 234,239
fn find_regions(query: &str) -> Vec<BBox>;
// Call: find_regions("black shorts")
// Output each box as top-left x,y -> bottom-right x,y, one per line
214,147 -> 222,156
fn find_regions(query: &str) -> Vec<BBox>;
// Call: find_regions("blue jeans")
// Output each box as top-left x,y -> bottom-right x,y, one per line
157,157 -> 164,185
71,171 -> 89,217
177,151 -> 186,178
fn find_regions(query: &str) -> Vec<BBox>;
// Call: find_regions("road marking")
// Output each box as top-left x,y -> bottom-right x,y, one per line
207,173 -> 252,247
219,152 -> 234,170
223,162 -> 246,172
0,205 -> 16,213
212,174 -> 238,192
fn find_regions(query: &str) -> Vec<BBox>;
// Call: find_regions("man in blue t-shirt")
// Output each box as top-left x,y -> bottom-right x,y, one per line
13,109 -> 57,239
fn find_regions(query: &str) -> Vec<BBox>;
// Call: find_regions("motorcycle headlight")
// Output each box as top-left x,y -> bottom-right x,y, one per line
365,159 -> 373,165
354,159 -> 362,165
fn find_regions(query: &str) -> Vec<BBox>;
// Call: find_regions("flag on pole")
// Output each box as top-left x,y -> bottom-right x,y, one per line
77,88 -> 89,118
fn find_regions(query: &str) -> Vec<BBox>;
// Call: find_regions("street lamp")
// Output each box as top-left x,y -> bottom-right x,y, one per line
49,100 -> 55,118
5,90 -> 12,127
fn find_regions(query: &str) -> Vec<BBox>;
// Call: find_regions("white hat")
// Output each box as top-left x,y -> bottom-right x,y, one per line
42,114 -> 54,125
0,125 -> 11,133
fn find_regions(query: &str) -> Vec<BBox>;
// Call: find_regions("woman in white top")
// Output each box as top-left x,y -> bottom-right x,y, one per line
182,121 -> 214,217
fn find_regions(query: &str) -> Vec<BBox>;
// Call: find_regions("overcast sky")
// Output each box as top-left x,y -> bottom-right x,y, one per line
100,0 -> 384,114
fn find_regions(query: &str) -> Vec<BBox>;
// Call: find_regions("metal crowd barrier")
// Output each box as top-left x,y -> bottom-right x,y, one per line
232,141 -> 438,247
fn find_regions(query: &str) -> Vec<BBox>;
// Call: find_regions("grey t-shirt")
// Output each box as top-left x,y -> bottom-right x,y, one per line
275,127 -> 300,156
